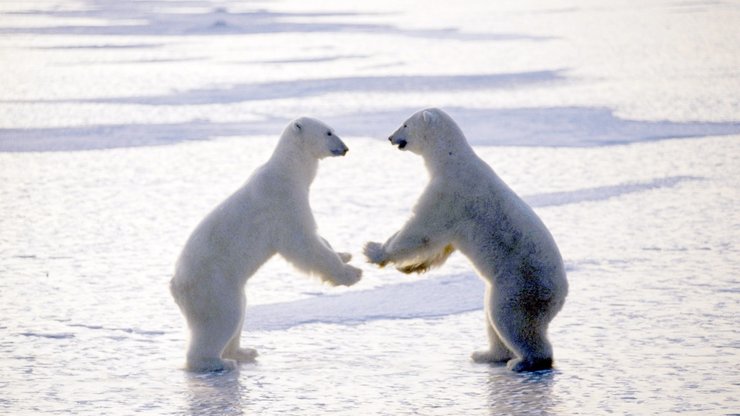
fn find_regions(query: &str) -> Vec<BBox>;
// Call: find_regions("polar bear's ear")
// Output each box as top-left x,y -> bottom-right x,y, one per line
293,121 -> 303,133
422,110 -> 436,124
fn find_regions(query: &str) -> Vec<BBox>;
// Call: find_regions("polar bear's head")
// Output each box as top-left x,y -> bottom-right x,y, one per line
387,108 -> 462,156
288,117 -> 349,159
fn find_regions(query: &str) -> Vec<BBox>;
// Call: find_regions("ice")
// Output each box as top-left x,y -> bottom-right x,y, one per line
244,273 -> 486,331
1,0 -> 739,415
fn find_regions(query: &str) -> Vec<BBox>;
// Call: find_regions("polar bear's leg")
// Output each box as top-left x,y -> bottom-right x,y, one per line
223,291 -> 258,362
385,226 -> 440,263
321,236 -> 351,263
364,184 -> 457,273
472,286 -> 514,363
486,290 -> 552,372
184,277 -> 243,372
186,320 -> 238,373
488,296 -> 553,372
471,320 -> 514,363
280,231 -> 361,286
366,214 -> 455,274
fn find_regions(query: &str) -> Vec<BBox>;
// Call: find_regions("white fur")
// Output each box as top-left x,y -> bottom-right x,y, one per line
171,117 -> 361,372
364,108 -> 568,372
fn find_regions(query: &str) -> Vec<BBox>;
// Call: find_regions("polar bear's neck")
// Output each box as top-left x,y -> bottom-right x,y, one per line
267,135 -> 319,186
422,129 -> 478,177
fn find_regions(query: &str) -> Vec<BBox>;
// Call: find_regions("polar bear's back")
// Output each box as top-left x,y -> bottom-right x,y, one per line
452,161 -> 567,298
172,171 -> 279,288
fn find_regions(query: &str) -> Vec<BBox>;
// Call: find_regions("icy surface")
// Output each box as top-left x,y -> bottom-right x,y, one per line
1,0 -> 739,415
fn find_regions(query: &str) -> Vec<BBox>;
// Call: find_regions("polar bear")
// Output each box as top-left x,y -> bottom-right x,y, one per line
171,117 -> 362,372
364,108 -> 568,372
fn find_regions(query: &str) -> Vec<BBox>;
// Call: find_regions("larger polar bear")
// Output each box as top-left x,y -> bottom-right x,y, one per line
171,117 -> 362,372
364,108 -> 568,372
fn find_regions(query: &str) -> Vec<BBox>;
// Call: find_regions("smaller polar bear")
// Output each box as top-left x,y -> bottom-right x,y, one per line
171,117 -> 362,372
364,108 -> 568,372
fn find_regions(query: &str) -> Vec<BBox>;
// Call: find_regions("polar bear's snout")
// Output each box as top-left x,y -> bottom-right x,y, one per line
388,136 -> 408,149
330,142 -> 349,156
331,147 -> 348,156
327,134 -> 349,156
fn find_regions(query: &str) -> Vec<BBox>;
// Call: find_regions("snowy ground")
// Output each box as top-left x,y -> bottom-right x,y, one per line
1,0 -> 739,415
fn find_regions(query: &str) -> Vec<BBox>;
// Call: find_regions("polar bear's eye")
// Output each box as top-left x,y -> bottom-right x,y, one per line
403,124 -> 407,128
327,131 -> 332,136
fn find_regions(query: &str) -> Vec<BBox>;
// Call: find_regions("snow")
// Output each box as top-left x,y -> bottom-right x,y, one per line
1,0 -> 739,415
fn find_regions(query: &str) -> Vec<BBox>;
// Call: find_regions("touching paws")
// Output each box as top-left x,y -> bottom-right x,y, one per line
363,241 -> 388,267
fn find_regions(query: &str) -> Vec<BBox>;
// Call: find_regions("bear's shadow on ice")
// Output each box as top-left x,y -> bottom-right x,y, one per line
2,106 -> 739,152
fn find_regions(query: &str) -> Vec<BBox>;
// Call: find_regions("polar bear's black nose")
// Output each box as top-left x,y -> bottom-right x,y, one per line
388,136 -> 393,142
332,147 -> 348,156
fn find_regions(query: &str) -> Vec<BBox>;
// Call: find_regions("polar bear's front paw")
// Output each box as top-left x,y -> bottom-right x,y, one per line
337,252 -> 352,263
331,264 -> 362,287
363,242 -> 388,267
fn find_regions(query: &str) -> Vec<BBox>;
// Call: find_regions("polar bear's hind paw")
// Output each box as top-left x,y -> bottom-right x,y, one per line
471,349 -> 512,364
507,357 -> 553,372
228,348 -> 258,362
187,357 -> 238,373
